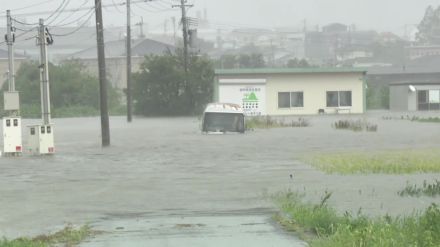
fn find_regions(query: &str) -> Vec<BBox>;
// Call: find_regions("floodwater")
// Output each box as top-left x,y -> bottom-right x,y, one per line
0,112 -> 440,245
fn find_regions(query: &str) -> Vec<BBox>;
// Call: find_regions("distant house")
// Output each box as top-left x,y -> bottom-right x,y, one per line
405,45 -> 440,60
366,60 -> 440,111
0,48 -> 27,89
67,38 -> 175,90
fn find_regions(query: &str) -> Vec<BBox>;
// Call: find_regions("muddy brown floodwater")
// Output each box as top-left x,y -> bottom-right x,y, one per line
0,111 -> 439,246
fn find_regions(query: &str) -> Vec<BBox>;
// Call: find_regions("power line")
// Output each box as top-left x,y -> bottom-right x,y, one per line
0,0 -> 155,18
50,10 -> 95,37
48,0 -> 90,27
8,0 -> 57,12
45,0 -> 70,24
49,7 -> 95,28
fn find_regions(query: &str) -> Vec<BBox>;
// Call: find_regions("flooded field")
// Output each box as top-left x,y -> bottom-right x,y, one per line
0,112 -> 439,245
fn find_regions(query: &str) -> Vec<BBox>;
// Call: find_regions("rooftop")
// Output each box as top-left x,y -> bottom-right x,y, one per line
215,67 -> 367,75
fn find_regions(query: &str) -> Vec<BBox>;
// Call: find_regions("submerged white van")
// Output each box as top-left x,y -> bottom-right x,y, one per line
201,103 -> 245,134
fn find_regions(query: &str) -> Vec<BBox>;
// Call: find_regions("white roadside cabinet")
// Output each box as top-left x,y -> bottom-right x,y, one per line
27,125 -> 55,155
2,117 -> 23,155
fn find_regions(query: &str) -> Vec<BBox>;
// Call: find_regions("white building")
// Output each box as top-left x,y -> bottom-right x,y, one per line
214,68 -> 367,115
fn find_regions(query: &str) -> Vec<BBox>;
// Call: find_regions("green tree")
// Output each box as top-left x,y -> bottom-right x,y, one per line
132,51 -> 214,116
417,5 -> 440,44
1,60 -> 121,117
287,58 -> 312,68
215,53 -> 266,69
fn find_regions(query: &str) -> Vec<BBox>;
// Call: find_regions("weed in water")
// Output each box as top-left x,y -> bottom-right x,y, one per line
246,116 -> 310,129
332,119 -> 378,132
398,180 -> 440,197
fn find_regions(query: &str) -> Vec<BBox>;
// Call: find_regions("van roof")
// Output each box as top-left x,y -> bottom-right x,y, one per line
204,103 -> 244,114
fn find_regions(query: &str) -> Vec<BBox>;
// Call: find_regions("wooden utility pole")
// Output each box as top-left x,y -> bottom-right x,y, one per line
94,0 -> 110,147
173,0 -> 193,74
126,0 -> 133,123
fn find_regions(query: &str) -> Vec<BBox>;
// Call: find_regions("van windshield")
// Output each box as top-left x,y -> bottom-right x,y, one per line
203,113 -> 244,133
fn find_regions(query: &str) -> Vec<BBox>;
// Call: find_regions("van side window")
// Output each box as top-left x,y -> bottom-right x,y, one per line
41,126 -> 45,134
30,128 -> 35,135
13,119 -> 18,126
6,119 -> 11,127
47,126 -> 51,134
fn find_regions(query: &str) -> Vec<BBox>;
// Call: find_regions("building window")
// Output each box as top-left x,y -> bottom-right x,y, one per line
326,91 -> 339,107
418,90 -> 440,110
291,92 -> 304,107
278,92 -> 290,108
339,91 -> 352,106
30,128 -> 35,135
6,119 -> 11,127
327,91 -> 352,107
278,92 -> 304,108
47,126 -> 52,134
13,119 -> 18,127
41,126 -> 45,134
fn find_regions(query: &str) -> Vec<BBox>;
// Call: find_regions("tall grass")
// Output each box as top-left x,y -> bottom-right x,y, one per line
399,180 -> 440,197
275,191 -> 440,247
0,225 -> 95,247
246,116 -> 310,129
304,149 -> 440,174
333,119 -> 377,132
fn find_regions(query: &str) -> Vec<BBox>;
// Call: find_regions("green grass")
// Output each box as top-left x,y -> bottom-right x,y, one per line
0,225 -> 96,247
274,191 -> 440,247
399,180 -> 440,197
303,149 -> 440,174
246,116 -> 309,129
412,116 -> 440,123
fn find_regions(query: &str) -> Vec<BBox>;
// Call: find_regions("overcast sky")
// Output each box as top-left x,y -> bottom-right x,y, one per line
1,0 -> 439,35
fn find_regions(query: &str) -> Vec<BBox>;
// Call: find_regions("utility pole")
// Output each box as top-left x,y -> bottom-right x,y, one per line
6,10 -> 15,93
173,0 -> 193,75
94,0 -> 110,147
38,19 -> 52,125
126,0 -> 133,123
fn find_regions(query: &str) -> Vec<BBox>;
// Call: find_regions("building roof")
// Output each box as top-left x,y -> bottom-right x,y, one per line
215,67 -> 367,75
68,38 -> 175,59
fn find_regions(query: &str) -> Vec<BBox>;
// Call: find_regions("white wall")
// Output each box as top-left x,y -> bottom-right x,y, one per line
266,73 -> 364,115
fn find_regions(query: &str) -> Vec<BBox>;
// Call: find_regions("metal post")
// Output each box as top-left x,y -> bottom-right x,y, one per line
94,0 -> 111,147
126,0 -> 133,123
38,19 -> 51,125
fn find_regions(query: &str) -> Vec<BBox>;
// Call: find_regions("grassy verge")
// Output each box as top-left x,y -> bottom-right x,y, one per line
399,180 -> 440,197
274,191 -> 440,247
246,116 -> 310,129
0,225 -> 97,247
303,149 -> 440,174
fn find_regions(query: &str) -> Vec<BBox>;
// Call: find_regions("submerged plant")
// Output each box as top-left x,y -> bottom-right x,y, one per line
399,180 -> 440,197
332,119 -> 378,132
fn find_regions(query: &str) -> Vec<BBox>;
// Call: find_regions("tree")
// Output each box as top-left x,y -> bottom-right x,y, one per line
132,51 -> 214,116
1,60 -> 121,117
215,53 -> 266,69
417,5 -> 440,44
287,58 -> 312,68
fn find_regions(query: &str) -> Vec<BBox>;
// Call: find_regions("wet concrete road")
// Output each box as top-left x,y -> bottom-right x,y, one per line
1,112 -> 440,245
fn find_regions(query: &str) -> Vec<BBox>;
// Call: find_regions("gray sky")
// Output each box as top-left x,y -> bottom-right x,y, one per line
1,0 -> 439,35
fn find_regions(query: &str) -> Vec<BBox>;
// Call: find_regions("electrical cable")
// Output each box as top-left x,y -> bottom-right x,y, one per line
49,6 -> 94,27
46,0 -> 72,26
48,0 -> 89,27
50,10 -> 95,37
